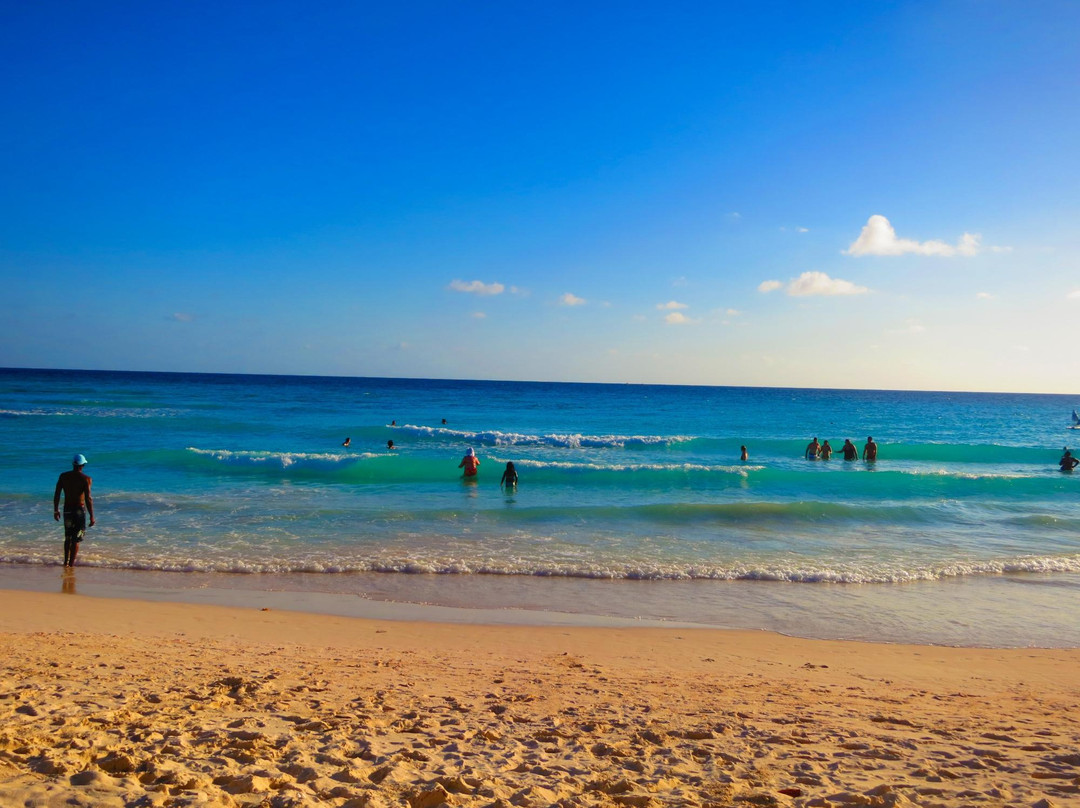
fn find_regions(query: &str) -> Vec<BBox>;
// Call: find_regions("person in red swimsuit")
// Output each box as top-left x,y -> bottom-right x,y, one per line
458,447 -> 479,478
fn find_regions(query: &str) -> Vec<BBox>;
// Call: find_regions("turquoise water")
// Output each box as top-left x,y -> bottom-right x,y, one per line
3,367 -> 1080,646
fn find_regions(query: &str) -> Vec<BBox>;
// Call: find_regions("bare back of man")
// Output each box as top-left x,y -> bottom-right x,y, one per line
54,459 -> 94,567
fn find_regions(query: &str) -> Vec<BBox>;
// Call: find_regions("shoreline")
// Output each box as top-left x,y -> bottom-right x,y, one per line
2,588 -> 1079,806
2,562 -> 1080,649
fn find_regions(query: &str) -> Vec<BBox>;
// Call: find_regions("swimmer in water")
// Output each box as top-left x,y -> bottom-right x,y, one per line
820,440 -> 833,460
387,439 -> 395,450
500,461 -> 518,489
805,437 -> 820,460
740,445 -> 748,461
458,447 -> 479,477
342,437 -> 351,447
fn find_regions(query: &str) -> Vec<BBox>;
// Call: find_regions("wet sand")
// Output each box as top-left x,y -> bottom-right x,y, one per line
1,588 -> 1079,807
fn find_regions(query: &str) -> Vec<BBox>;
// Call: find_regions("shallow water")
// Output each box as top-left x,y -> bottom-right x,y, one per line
3,368 -> 1080,646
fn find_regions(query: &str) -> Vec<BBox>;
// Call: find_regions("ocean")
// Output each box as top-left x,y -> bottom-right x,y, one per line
3,367 -> 1080,647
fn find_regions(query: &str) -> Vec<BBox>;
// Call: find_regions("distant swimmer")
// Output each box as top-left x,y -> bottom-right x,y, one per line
458,447 -> 479,478
342,437 -> 351,447
805,437 -> 820,460
820,440 -> 833,460
862,436 -> 878,462
391,420 -> 396,426
442,418 -> 447,425
740,445 -> 748,461
841,439 -> 858,461
1061,450 -> 1079,472
500,461 -> 518,489
387,439 -> 395,450
54,454 -> 95,567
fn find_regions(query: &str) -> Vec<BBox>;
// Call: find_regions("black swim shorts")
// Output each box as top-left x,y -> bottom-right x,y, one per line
63,509 -> 86,543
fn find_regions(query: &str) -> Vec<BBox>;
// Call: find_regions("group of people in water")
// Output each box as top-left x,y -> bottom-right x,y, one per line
458,447 -> 518,489
803,436 -> 878,461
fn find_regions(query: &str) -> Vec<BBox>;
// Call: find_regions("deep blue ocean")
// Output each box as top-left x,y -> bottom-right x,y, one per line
3,367 -> 1080,646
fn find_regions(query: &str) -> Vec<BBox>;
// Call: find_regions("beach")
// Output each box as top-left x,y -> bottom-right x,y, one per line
2,589 -> 1078,807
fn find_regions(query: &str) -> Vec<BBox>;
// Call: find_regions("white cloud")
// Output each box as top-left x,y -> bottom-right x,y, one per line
845,215 -> 985,257
169,312 -> 195,322
726,308 -> 741,316
656,300 -> 688,311
729,212 -> 742,220
889,318 -> 926,335
559,292 -> 586,306
449,279 -> 505,295
797,227 -> 809,233
672,276 -> 688,287
665,311 -> 697,325
976,292 -> 994,300
1068,290 -> 1080,300
758,280 -> 782,293
471,311 -> 487,319
786,271 -> 869,297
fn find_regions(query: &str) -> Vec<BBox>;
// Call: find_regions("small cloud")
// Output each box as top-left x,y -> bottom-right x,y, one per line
169,312 -> 195,322
656,301 -> 688,311
796,227 -> 809,233
559,292 -> 586,306
758,280 -> 782,293
990,245 -> 1013,253
471,311 -> 487,319
726,308 -> 741,316
896,319 -> 926,334
845,215 -> 987,257
632,313 -> 648,322
449,279 -> 505,295
1068,290 -> 1080,300
976,292 -> 994,300
787,271 -> 868,297
665,311 -> 698,325
728,212 -> 742,221
672,276 -> 688,287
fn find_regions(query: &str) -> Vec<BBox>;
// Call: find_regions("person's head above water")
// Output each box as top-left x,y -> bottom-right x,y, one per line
72,453 -> 88,468
464,447 -> 474,457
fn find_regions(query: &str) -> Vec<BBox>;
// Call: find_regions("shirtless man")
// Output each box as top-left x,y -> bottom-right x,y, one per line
53,454 -> 94,567
805,437 -> 821,460
862,436 -> 878,462
841,439 -> 859,461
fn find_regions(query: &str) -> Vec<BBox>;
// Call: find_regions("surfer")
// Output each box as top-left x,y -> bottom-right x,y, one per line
805,437 -> 820,460
820,440 -> 833,460
841,439 -> 858,461
862,436 -> 878,462
458,447 -> 479,478
500,461 -> 518,489
53,454 -> 95,567
1061,450 -> 1079,472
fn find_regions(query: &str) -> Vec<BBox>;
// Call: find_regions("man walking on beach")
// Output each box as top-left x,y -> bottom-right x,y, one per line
54,454 -> 94,567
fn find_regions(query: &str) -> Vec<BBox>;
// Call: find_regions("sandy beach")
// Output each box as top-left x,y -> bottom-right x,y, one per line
1,589 -> 1078,808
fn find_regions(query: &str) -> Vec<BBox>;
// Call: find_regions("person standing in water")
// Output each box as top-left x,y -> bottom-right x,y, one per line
820,440 -> 833,460
805,437 -> 820,460
1060,450 -> 1079,471
53,454 -> 95,567
500,461 -> 518,489
862,436 -> 878,461
841,439 -> 859,461
740,445 -> 748,461
458,447 -> 479,478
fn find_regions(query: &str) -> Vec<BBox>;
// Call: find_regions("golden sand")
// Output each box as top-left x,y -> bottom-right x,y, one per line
1,589 -> 1078,807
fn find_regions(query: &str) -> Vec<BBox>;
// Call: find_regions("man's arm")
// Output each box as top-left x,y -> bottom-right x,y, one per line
53,477 -> 62,521
85,478 -> 94,526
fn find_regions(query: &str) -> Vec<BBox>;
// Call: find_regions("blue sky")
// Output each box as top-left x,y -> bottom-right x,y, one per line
2,1 -> 1078,392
